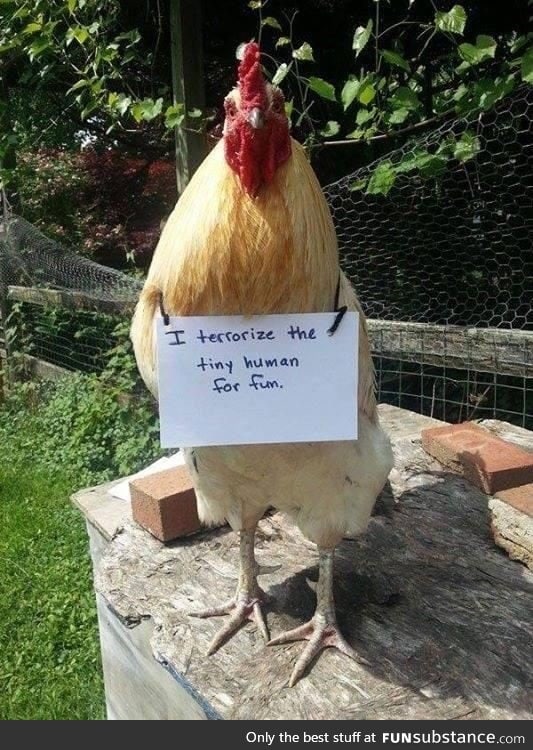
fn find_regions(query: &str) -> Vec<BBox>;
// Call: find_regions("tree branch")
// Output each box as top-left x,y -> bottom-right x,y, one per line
320,109 -> 454,148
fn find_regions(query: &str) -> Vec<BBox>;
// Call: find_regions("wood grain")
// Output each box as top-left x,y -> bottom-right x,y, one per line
94,412 -> 533,720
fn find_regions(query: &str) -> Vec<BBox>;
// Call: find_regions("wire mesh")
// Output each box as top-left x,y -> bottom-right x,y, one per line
325,84 -> 532,428
0,213 -> 141,376
0,215 -> 142,302
0,85 -> 531,427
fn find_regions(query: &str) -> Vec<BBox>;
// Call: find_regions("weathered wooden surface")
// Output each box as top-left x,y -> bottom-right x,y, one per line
490,495 -> 533,570
90,407 -> 533,720
7,285 -> 133,315
20,353 -> 70,381
169,0 -> 207,192
367,319 -> 533,377
73,480 -> 132,543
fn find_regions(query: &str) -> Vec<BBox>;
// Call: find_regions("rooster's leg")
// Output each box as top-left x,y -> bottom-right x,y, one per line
268,547 -> 366,687
189,527 -> 268,654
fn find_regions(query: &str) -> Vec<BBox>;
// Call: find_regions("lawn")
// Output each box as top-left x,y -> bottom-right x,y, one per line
0,464 -> 105,719
0,355 -> 160,719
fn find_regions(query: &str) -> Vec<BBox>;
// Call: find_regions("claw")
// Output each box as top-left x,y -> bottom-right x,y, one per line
189,599 -> 236,619
268,617 -> 369,687
189,592 -> 269,655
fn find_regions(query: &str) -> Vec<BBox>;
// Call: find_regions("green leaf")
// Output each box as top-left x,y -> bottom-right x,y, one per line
521,46 -> 533,84
23,22 -> 43,34
67,0 -> 77,12
353,19 -> 373,57
276,36 -> 291,48
346,129 -> 365,141
320,120 -> 340,138
459,35 -> 497,65
142,97 -> 163,121
400,150 -> 447,178
471,76 -> 515,110
248,1 -> 263,8
358,81 -> 376,106
116,95 -> 131,116
66,26 -> 89,46
435,5 -> 466,35
307,77 -> 336,102
261,17 -> 281,31
292,42 -> 314,62
67,79 -> 90,94
356,107 -> 375,125
510,35 -> 528,55
165,104 -> 184,129
272,62 -> 289,86
349,178 -> 367,192
341,79 -> 360,110
388,107 -> 409,124
381,49 -> 410,72
366,161 -> 396,196
131,103 -> 144,123
284,99 -> 293,119
453,131 -> 480,162
80,101 -> 98,121
28,38 -> 51,60
391,86 -> 421,111
417,154 -> 447,178
395,151 -> 422,174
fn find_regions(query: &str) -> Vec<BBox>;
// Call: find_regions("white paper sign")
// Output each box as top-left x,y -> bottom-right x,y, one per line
157,312 -> 358,448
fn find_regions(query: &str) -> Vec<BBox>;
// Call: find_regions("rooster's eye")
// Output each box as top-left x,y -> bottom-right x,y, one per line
225,100 -> 237,118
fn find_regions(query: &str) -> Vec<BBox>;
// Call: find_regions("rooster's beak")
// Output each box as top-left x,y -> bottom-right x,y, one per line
247,107 -> 265,129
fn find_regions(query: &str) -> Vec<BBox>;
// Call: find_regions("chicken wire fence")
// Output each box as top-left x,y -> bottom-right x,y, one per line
0,214 -> 142,375
0,84 -> 531,427
326,84 -> 532,429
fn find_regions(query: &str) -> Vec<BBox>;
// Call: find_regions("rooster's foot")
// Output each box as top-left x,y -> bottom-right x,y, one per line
189,590 -> 269,655
268,616 -> 367,687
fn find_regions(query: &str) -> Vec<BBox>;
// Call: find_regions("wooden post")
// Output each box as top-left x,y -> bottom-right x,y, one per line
169,0 -> 207,194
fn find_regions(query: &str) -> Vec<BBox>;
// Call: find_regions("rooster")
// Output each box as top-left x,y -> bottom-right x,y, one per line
131,42 -> 393,687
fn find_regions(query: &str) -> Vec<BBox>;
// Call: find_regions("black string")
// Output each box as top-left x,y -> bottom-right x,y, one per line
328,274 -> 348,336
159,280 -> 345,333
159,291 -> 170,326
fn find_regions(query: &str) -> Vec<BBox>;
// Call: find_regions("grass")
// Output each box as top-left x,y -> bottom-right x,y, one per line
0,358 -> 160,719
0,462 -> 105,719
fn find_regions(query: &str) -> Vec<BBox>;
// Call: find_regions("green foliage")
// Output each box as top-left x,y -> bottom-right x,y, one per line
0,0 -> 150,125
365,160 -> 395,196
307,76 -> 336,102
251,1 -> 532,194
0,321 -> 163,487
0,0 -> 206,186
0,319 -> 158,718
320,120 -> 340,138
292,41 -> 314,62
435,5 -> 467,35
459,35 -> 497,65
353,19 -> 373,58
522,46 -> 533,84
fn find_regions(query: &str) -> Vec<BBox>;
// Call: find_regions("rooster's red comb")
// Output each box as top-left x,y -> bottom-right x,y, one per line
238,41 -> 267,110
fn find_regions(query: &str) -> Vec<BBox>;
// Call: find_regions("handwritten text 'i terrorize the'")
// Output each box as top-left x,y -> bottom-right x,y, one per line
164,323 -> 317,395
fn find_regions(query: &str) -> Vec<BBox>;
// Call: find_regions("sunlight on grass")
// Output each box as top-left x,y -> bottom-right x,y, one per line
0,465 -> 105,719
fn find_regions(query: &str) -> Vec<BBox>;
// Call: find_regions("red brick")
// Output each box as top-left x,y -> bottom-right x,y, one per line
421,422 -> 533,494
495,484 -> 533,518
130,465 -> 200,542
